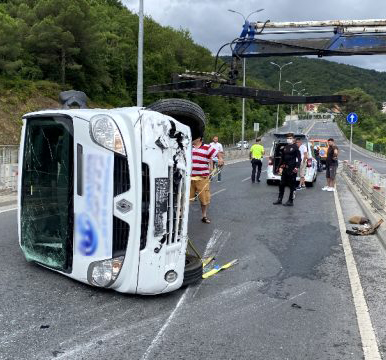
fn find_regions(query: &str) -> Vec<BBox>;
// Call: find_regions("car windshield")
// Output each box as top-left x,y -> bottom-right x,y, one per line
312,141 -> 327,147
20,116 -> 74,271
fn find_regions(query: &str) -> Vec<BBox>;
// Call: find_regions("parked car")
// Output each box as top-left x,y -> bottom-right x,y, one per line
310,139 -> 329,165
266,133 -> 317,186
236,140 -> 249,149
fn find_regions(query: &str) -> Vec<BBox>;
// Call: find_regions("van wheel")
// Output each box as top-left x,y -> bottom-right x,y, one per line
306,181 -> 313,187
183,254 -> 203,286
147,99 -> 206,140
267,180 -> 275,185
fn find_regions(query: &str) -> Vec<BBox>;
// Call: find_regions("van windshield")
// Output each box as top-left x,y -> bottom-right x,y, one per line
21,116 -> 74,271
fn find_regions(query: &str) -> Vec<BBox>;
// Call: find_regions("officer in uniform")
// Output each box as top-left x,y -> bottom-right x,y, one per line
273,132 -> 301,206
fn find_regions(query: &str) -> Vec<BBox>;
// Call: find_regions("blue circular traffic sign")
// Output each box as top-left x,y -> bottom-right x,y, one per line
346,112 -> 358,124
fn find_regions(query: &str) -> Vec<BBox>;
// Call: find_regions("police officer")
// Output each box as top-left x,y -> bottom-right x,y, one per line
273,132 -> 301,206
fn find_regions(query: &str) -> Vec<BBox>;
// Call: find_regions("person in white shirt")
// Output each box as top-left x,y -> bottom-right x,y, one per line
296,138 -> 308,190
210,136 -> 224,182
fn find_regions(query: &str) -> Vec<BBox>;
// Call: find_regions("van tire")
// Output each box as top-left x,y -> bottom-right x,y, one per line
147,99 -> 206,140
267,180 -> 275,185
306,181 -> 314,187
183,254 -> 203,286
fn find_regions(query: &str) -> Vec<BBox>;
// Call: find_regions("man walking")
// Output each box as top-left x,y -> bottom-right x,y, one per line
322,138 -> 339,192
273,133 -> 301,206
190,136 -> 223,223
296,138 -> 308,190
249,138 -> 265,183
210,135 -> 224,182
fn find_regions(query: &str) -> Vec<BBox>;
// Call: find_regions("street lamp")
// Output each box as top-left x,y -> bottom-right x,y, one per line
286,80 -> 302,120
228,8 -> 264,146
294,88 -> 306,114
137,0 -> 144,107
270,61 -> 293,132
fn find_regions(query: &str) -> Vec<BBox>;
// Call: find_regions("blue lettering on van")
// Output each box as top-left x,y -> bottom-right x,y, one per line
77,213 -> 98,256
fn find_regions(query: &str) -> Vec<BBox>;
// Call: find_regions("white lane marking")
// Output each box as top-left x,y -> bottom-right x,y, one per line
211,188 -> 226,197
0,207 -> 17,214
333,188 -> 381,360
141,291 -> 189,360
241,170 -> 267,182
141,228 -> 228,360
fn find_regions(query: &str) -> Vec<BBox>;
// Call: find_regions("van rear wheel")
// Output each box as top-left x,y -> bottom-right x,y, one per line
147,98 -> 206,140
183,254 -> 203,286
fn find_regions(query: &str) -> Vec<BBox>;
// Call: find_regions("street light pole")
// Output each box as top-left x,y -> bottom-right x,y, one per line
228,8 -> 264,145
270,61 -> 292,132
286,80 -> 302,119
137,0 -> 144,107
242,57 -> 246,145
295,88 -> 306,114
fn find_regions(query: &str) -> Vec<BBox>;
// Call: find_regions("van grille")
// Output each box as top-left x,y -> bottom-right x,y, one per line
166,167 -> 185,245
113,216 -> 129,257
140,163 -> 150,250
114,154 -> 130,196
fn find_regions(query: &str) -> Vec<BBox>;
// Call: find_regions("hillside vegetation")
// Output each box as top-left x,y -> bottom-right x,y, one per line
1,0 -> 386,148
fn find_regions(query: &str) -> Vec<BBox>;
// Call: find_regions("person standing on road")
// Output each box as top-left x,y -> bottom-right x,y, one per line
273,133 -> 301,206
190,136 -> 223,224
249,138 -> 265,183
210,135 -> 224,182
296,138 -> 308,190
314,145 -> 322,172
322,138 -> 339,192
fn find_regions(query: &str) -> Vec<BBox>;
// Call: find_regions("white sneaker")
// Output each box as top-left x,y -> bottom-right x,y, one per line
327,187 -> 335,192
322,186 -> 329,191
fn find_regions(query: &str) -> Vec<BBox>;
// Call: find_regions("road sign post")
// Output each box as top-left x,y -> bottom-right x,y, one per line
346,112 -> 358,163
254,122 -> 259,139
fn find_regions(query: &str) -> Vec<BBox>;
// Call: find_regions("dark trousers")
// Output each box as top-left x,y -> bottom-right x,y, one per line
279,170 -> 297,201
251,159 -> 262,182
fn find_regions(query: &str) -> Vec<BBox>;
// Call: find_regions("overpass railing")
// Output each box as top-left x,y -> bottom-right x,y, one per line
0,146 -> 19,191
343,160 -> 386,212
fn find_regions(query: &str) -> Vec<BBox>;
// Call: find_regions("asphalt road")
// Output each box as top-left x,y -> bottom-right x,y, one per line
2,121 -> 386,359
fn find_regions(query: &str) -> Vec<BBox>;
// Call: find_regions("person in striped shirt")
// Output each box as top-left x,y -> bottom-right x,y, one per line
190,136 -> 223,224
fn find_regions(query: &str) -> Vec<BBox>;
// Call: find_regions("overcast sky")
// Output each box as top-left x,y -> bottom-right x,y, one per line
123,0 -> 386,72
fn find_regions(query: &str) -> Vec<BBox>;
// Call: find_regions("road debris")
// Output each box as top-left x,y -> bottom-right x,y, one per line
346,219 -> 383,236
349,215 -> 370,225
202,259 -> 238,279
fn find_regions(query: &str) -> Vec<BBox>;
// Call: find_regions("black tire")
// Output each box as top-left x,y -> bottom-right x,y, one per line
183,254 -> 203,286
306,181 -> 314,187
267,179 -> 275,185
147,98 -> 206,140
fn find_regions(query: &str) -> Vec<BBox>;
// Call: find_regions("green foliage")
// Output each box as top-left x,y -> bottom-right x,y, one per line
334,88 -> 386,146
0,0 -> 282,144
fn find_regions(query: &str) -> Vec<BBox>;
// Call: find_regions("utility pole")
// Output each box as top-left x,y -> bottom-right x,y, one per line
270,61 -> 292,132
228,8 -> 264,145
137,0 -> 144,107
295,88 -> 306,115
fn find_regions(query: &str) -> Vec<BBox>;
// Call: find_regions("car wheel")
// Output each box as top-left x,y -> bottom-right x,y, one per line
267,180 -> 275,185
305,181 -> 313,187
147,98 -> 206,140
182,254 -> 203,286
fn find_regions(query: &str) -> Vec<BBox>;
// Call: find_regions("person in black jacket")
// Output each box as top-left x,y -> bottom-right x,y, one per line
273,133 -> 301,206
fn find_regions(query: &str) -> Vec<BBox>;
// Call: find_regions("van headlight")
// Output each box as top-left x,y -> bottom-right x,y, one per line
90,115 -> 126,156
87,256 -> 124,287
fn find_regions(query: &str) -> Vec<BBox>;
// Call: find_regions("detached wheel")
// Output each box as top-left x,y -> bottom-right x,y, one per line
183,254 -> 203,286
147,98 -> 206,140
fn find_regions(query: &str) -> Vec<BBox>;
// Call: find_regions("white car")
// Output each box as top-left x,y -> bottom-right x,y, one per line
266,134 -> 317,186
237,140 -> 249,149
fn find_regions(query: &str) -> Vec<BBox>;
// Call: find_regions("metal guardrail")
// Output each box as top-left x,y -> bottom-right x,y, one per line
343,160 -> 386,213
0,146 -> 19,191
